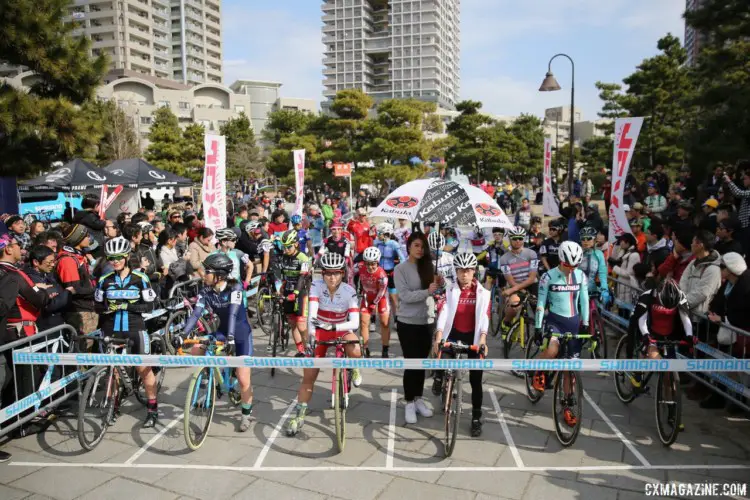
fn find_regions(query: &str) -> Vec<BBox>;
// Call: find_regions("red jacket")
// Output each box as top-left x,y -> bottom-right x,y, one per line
657,252 -> 695,283
347,219 -> 373,254
268,221 -> 288,236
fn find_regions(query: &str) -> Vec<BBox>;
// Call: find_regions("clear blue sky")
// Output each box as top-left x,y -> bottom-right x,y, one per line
221,0 -> 685,121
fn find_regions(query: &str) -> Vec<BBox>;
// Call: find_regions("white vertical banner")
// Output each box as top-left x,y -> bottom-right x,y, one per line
105,189 -> 138,220
608,117 -> 644,245
293,149 -> 305,216
542,138 -> 560,217
202,134 -> 227,234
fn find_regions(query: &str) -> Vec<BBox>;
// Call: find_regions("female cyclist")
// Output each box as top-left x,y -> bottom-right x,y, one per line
286,252 -> 363,437
181,253 -> 255,432
579,226 -> 610,304
355,246 -> 390,358
432,253 -> 490,437
94,237 -> 159,427
215,228 -> 253,289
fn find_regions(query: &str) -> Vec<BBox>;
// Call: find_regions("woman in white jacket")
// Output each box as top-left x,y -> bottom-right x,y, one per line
431,252 -> 490,437
608,233 -> 641,316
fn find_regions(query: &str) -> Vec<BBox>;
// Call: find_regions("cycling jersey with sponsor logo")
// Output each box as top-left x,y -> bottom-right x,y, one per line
499,248 -> 539,284
355,262 -> 388,303
535,267 -> 589,329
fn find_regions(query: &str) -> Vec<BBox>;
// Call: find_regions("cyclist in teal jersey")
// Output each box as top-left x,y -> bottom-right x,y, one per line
214,229 -> 253,289
578,226 -> 610,303
533,241 -> 588,427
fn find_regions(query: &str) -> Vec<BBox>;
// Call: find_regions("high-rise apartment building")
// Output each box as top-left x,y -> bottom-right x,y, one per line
684,0 -> 706,66
40,0 -> 221,85
321,0 -> 460,110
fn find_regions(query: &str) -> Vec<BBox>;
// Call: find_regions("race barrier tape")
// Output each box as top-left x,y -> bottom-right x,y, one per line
11,352 -> 750,372
0,370 -> 84,425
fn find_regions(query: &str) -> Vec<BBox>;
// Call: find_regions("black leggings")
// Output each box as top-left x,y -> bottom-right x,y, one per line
396,321 -> 432,401
436,330 -> 483,416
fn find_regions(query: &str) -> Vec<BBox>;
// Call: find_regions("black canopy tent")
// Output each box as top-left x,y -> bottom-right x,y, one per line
103,158 -> 192,187
18,158 -> 136,192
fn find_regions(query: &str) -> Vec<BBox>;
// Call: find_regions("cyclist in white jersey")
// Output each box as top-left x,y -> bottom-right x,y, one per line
393,219 -> 411,257
286,252 -> 363,437
498,226 -> 539,298
428,232 -> 456,286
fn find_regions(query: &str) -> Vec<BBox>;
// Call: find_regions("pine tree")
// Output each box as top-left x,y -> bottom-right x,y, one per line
0,0 -> 108,174
181,123 -> 205,183
220,113 -> 264,181
145,107 -> 184,175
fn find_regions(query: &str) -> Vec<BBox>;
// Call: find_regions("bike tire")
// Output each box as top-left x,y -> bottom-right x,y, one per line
334,368 -> 347,453
184,368 -> 216,451
524,337 -> 544,403
592,312 -> 607,360
489,288 -> 503,338
553,371 -> 583,447
271,310 -> 283,377
164,310 -> 188,354
655,372 -> 681,447
78,367 -> 117,451
134,337 -> 167,405
257,287 -> 273,333
613,335 -> 637,404
444,372 -> 460,457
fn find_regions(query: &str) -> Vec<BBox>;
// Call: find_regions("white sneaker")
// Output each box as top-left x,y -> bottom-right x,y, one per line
405,402 -> 417,424
414,398 -> 433,418
351,369 -> 363,388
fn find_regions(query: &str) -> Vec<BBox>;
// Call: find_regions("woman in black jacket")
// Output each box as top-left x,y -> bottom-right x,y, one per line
25,245 -> 71,331
708,252 -> 750,357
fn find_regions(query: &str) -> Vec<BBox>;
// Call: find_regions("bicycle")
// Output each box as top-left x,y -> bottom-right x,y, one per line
494,292 -> 534,378
586,291 -> 608,360
487,273 -> 503,337
524,329 -> 592,447
314,336 -> 361,453
77,330 -> 167,451
181,336 -> 241,450
439,340 -> 483,457
612,335 -> 688,447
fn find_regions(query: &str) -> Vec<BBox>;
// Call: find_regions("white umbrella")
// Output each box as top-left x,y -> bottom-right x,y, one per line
370,179 -> 514,229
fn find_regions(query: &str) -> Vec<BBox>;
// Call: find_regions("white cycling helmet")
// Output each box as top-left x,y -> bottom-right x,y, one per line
245,221 -> 261,233
363,246 -> 381,263
507,225 -> 527,238
377,222 -> 394,235
216,228 -> 237,241
137,221 -> 154,234
427,231 -> 445,251
320,252 -> 346,270
453,252 -> 478,269
104,237 -> 131,257
558,241 -> 583,266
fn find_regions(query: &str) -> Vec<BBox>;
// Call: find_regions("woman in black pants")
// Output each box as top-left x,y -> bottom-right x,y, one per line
394,232 -> 439,424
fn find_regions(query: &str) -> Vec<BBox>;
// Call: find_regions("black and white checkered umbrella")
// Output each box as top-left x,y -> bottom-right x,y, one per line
370,179 -> 514,229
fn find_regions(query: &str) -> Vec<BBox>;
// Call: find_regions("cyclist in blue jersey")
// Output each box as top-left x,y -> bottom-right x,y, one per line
478,227 -> 506,288
375,223 -> 406,313
578,226 -> 611,304
290,214 -> 311,256
532,241 -> 588,427
180,253 -> 255,432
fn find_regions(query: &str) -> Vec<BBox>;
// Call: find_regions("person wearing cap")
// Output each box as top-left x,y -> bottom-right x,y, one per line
347,207 -> 374,261
715,216 -> 744,256
669,199 -> 695,234
609,233 -> 641,316
644,182 -> 667,215
306,204 -> 325,255
55,223 -> 98,337
628,218 -> 647,254
630,202 -> 651,232
679,230 -> 722,315
658,229 -> 695,283
699,198 -> 719,232
4,215 -> 31,253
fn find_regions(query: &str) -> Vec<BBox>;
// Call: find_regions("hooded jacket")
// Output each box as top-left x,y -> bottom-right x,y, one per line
679,250 -> 722,314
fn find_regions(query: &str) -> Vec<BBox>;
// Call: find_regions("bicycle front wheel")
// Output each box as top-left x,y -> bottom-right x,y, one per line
257,288 -> 273,333
78,367 -> 117,451
655,372 -> 682,447
524,337 -> 544,403
503,321 -> 525,378
334,368 -> 347,453
184,368 -> 216,451
164,309 -> 188,354
591,312 -> 607,360
553,371 -> 583,447
489,287 -> 503,338
271,309 -> 283,377
444,372 -> 461,457
613,335 -> 637,404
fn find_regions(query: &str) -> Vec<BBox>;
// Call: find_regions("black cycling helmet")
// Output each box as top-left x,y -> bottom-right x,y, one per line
656,278 -> 684,309
203,252 -> 234,278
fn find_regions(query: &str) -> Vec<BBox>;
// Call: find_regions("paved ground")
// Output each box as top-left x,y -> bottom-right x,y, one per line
2,321 -> 750,500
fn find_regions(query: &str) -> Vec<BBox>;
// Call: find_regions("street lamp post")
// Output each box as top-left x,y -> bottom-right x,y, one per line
539,53 -> 575,197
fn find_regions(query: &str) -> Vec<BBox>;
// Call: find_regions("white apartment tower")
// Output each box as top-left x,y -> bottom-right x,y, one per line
322,0 -> 460,110
61,0 -> 222,85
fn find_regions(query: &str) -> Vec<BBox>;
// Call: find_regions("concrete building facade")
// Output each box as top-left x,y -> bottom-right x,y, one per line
684,0 -> 706,67
321,0 -> 460,110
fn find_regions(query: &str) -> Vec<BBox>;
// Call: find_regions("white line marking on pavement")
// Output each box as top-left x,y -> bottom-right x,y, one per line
253,398 -> 297,468
125,414 -> 183,464
489,388 -> 524,468
386,388 -> 397,469
583,390 -> 651,467
11,462 -> 750,473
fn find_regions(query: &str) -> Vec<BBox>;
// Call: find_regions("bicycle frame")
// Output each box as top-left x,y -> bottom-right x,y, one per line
183,337 -> 236,408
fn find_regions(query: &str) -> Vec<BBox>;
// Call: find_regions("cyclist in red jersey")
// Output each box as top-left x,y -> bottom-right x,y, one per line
286,252 -> 363,437
354,246 -> 391,358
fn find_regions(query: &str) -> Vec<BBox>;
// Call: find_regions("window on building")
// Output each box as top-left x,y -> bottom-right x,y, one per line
158,100 -> 170,107
218,120 -> 227,129
234,105 -> 245,113
178,101 -> 190,109
140,116 -> 152,125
